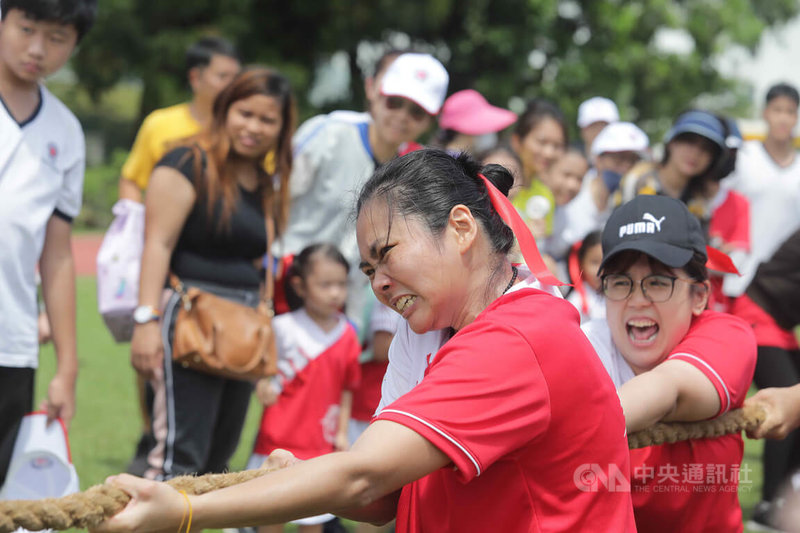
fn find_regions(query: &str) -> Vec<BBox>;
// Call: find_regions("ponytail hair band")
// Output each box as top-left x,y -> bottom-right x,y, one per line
478,173 -> 566,287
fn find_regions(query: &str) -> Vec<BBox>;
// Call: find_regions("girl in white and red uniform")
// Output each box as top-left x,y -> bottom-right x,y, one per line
581,195 -> 757,533
95,149 -> 635,533
249,243 -> 361,533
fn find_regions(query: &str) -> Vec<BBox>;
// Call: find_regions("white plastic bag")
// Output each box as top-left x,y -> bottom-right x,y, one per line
0,412 -> 79,501
96,199 -> 144,342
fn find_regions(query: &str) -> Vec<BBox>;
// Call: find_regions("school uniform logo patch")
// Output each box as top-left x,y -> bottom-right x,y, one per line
47,142 -> 58,161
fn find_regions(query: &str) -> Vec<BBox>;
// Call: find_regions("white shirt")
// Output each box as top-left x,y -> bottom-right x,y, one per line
566,288 -> 607,324
580,319 -> 635,387
275,113 -> 376,331
722,140 -> 800,296
0,86 -> 85,367
559,170 -> 609,250
376,266 -> 563,411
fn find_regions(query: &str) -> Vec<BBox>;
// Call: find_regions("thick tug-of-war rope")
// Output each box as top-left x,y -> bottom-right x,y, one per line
626,402 -> 766,449
0,468 -> 273,533
0,404 -> 768,533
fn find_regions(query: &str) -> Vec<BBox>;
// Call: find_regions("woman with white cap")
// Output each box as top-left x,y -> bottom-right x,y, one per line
582,194 -> 756,532
277,52 -> 448,333
576,96 -> 620,155
555,121 -> 650,259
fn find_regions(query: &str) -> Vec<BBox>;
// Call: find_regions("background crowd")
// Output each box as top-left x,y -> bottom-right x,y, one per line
3,1 -> 800,532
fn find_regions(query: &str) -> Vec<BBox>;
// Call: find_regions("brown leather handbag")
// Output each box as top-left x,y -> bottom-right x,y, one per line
170,215 -> 278,380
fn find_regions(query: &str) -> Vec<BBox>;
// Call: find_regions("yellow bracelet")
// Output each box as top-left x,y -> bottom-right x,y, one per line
178,490 -> 193,533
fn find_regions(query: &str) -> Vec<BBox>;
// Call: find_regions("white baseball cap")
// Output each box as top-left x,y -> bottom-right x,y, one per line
591,121 -> 649,156
380,53 -> 449,115
577,96 -> 620,128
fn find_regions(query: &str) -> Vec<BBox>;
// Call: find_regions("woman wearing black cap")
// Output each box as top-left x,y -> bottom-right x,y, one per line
581,195 -> 756,532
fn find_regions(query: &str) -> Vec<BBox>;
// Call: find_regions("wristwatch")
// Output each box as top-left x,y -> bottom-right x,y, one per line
133,305 -> 161,324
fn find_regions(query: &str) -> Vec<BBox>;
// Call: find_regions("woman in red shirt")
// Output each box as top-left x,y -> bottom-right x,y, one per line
96,149 -> 635,533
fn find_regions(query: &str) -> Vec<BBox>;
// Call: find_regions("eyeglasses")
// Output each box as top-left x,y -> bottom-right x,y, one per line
601,273 -> 695,303
384,96 -> 429,122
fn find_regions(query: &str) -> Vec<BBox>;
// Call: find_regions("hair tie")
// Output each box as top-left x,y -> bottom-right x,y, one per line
568,241 -> 589,316
478,173 -> 566,286
706,245 -> 740,275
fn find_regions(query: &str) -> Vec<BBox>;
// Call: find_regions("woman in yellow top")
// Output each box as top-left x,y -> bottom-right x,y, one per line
510,99 -> 567,240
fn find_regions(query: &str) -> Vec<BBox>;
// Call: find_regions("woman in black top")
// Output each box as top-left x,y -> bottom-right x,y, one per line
130,67 -> 295,478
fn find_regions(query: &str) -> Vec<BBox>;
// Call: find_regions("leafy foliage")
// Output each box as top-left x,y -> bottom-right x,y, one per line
72,0 -> 798,137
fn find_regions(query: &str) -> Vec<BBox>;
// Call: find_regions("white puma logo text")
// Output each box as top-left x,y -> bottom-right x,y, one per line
642,213 -> 665,231
619,213 -> 666,238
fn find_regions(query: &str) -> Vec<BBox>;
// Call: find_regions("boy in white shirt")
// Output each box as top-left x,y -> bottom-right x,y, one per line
0,0 -> 96,485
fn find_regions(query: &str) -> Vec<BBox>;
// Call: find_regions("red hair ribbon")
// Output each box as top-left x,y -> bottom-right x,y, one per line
705,245 -> 740,275
568,241 -> 589,316
478,174 -> 566,286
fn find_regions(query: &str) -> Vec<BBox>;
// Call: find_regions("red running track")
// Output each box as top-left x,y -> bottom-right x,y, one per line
72,233 -> 103,276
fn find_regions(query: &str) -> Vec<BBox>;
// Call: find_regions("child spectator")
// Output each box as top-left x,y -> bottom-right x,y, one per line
539,148 -> 589,261
250,244 -> 361,533
540,147 -> 588,209
0,0 -> 96,486
565,231 -> 604,323
433,89 -> 517,154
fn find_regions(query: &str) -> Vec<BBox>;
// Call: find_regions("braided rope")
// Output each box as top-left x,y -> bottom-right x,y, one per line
0,468 -> 272,533
0,404 -> 767,532
627,403 -> 765,449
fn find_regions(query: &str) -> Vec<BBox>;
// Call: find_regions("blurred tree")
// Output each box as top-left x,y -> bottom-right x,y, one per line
72,0 -> 799,139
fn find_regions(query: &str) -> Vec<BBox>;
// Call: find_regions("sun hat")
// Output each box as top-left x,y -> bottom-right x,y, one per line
591,122 -> 650,156
663,110 -> 726,150
379,53 -> 449,115
577,97 -> 620,128
438,89 -> 517,135
600,195 -> 706,271
0,412 -> 79,501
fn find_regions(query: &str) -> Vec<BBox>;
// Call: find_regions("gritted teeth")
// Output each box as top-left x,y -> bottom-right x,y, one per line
627,319 -> 656,328
626,319 -> 659,343
394,295 -> 416,313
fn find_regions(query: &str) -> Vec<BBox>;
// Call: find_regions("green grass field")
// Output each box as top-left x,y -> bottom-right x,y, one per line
33,277 -> 767,531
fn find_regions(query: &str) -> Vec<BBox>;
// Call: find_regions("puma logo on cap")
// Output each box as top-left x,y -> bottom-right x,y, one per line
619,212 -> 665,238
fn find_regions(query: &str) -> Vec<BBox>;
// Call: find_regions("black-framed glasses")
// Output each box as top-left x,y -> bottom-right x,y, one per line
601,273 -> 694,303
384,96 -> 429,122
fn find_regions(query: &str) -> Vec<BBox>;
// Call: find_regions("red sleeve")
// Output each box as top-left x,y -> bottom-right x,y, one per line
710,191 -> 750,251
375,320 -> 550,483
666,311 -> 756,415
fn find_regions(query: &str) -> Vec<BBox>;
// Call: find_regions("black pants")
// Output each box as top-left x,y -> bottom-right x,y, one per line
144,283 -> 257,479
753,345 -> 800,502
0,367 -> 35,486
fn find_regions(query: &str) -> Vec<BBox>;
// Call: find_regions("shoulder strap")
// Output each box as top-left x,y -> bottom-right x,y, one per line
264,200 -> 275,305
